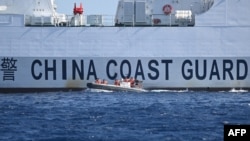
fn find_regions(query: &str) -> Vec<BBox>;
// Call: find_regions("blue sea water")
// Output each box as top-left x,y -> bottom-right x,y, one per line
0,91 -> 250,141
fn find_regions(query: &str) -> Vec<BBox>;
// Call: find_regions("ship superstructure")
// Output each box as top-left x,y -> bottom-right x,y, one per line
0,0 -> 214,27
0,0 -> 250,92
115,0 -> 214,26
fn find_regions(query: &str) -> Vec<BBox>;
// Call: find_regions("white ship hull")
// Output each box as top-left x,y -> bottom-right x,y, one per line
0,54 -> 249,92
0,0 -> 250,92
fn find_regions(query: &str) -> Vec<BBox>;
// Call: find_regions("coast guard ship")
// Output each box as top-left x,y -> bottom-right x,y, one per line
0,0 -> 249,92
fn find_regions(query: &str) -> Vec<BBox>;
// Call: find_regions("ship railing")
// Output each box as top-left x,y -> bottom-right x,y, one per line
24,14 -> 115,27
58,15 -> 115,27
119,13 -> 194,27
24,14 -> 194,27
151,12 -> 194,26
120,14 -> 175,27
100,15 -> 115,26
150,14 -> 175,26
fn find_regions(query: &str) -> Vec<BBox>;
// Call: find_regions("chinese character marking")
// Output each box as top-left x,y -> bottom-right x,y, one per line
1,57 -> 17,81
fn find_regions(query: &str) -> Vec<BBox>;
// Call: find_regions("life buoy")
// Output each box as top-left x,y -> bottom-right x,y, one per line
162,4 -> 172,15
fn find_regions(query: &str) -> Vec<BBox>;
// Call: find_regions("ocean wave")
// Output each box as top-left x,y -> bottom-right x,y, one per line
229,88 -> 248,93
150,89 -> 189,93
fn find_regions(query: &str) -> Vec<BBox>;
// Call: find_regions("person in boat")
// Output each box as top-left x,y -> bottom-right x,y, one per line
114,79 -> 120,86
124,77 -> 129,82
102,79 -> 108,84
95,78 -> 102,84
134,79 -> 143,88
129,77 -> 135,87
